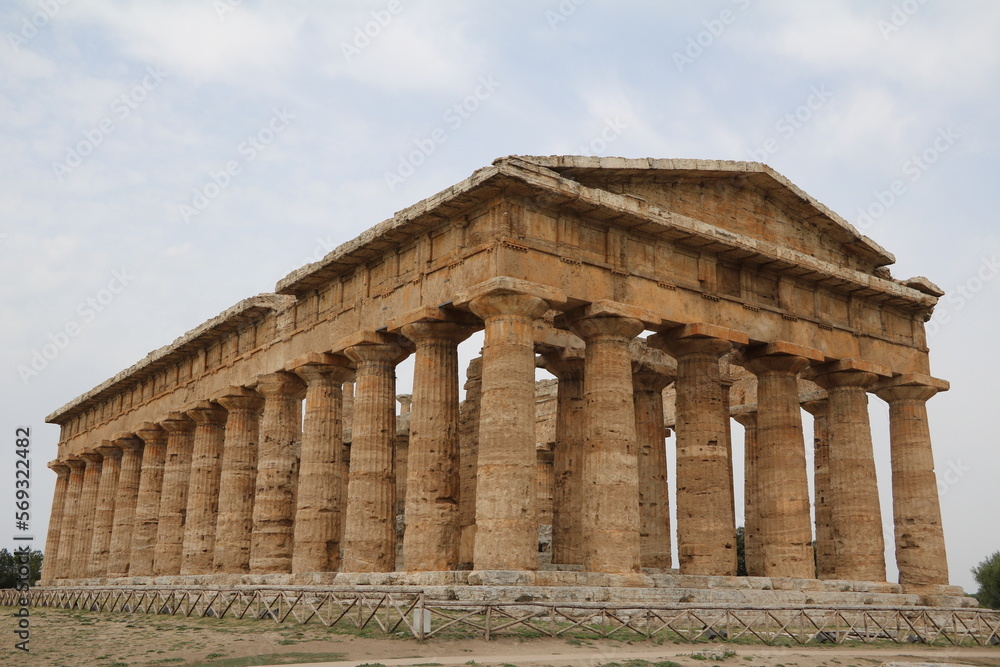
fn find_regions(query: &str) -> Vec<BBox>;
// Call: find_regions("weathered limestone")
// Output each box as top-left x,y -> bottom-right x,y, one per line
632,367 -> 673,569
400,321 -> 475,571
130,423 -> 167,577
89,441 -> 122,577
251,372 -> 306,573
180,402 -> 228,575
154,413 -> 197,576
341,337 -> 406,572
810,360 -> 888,582
539,350 -> 585,566
41,461 -> 70,581
650,324 -> 746,576
457,357 -> 483,569
801,397 -> 834,579
291,354 -> 354,574
75,450 -> 103,579
741,343 -> 822,579
54,457 -> 84,579
213,388 -> 264,573
107,435 -> 144,578
732,410 -> 760,575
875,375 -> 950,587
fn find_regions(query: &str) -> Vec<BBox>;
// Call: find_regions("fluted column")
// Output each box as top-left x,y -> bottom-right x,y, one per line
41,461 -> 70,581
342,339 -> 406,572
251,371 -> 306,573
742,346 -> 819,579
801,397 -> 833,579
214,388 -> 264,573
75,449 -> 103,579
733,411 -> 761,575
633,368 -> 673,569
54,457 -> 84,579
153,413 -> 196,576
540,351 -> 586,566
291,354 -> 354,573
180,402 -> 228,575
400,321 -> 475,571
811,361 -> 886,582
89,441 -> 122,577
875,375 -> 950,587
650,324 -> 746,575
107,435 -> 144,578
129,423 -> 167,577
458,357 -> 482,569
468,292 -> 550,571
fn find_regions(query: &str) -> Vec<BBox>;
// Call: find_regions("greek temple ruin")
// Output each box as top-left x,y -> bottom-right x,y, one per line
40,156 -> 970,607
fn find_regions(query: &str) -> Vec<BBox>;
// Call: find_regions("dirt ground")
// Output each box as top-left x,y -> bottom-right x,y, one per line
2,607 -> 999,667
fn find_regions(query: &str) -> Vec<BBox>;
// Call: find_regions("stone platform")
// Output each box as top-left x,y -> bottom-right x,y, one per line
39,570 -> 976,609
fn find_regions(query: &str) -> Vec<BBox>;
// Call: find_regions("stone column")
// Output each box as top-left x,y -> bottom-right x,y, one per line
130,423 -> 167,577
251,371 -> 306,573
810,360 -> 887,582
342,338 -> 406,573
802,397 -> 834,579
41,461 -> 70,581
875,375 -> 950,587
467,292 -> 550,571
180,402 -> 228,575
107,435 -> 144,578
89,441 -> 122,577
75,449 -> 103,579
153,413 -> 196,576
633,367 -> 673,569
54,457 -> 84,579
290,354 -> 354,574
742,344 -> 821,579
732,411 -> 761,576
400,321 -> 475,571
650,324 -> 746,575
457,357 -> 483,569
214,388 -> 264,573
540,350 -> 586,566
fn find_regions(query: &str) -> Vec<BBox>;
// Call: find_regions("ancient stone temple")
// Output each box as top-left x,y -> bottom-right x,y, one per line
41,156 -> 967,607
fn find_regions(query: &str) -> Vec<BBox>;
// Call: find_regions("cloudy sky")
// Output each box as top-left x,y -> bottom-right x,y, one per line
2,0 -> 998,594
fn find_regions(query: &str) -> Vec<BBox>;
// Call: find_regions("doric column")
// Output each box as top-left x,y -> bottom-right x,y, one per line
129,423 -> 167,577
632,367 -> 673,569
75,449 -> 103,579
342,336 -> 407,572
180,402 -> 228,575
649,323 -> 747,575
250,371 -> 306,573
741,343 -> 821,578
875,374 -> 950,587
467,292 -> 550,571
89,441 -> 122,577
290,354 -> 354,574
54,457 -> 84,579
732,410 -> 761,576
810,359 -> 888,582
400,321 -> 475,571
457,357 -> 483,569
801,397 -> 834,579
153,413 -> 196,576
539,350 -> 586,566
213,388 -> 264,573
107,435 -> 144,578
41,461 -> 70,581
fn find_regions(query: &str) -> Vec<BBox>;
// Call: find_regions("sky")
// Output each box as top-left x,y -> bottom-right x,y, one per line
1,0 -> 998,595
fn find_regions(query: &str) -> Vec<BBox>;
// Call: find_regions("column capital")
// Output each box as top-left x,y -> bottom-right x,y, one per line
742,341 -> 823,377
159,411 -> 197,432
113,433 -> 145,453
400,320 -> 477,346
807,358 -> 892,388
255,371 -> 307,399
344,340 -> 408,365
653,322 -> 749,346
649,333 -> 735,359
800,396 -> 830,417
632,367 -> 673,393
468,292 -> 550,321
65,456 -> 85,471
732,409 -> 757,429
185,401 -> 228,426
94,440 -> 123,460
539,347 -> 585,379
874,373 -> 949,403
288,352 -> 355,385
80,448 -> 103,464
135,422 -> 168,446
216,386 -> 265,413
567,314 -> 645,342
454,277 -> 566,312
48,459 -> 70,477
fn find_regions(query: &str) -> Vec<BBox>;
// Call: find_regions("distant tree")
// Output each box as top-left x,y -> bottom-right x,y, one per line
972,550 -> 1000,609
736,526 -> 747,576
0,548 -> 43,588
